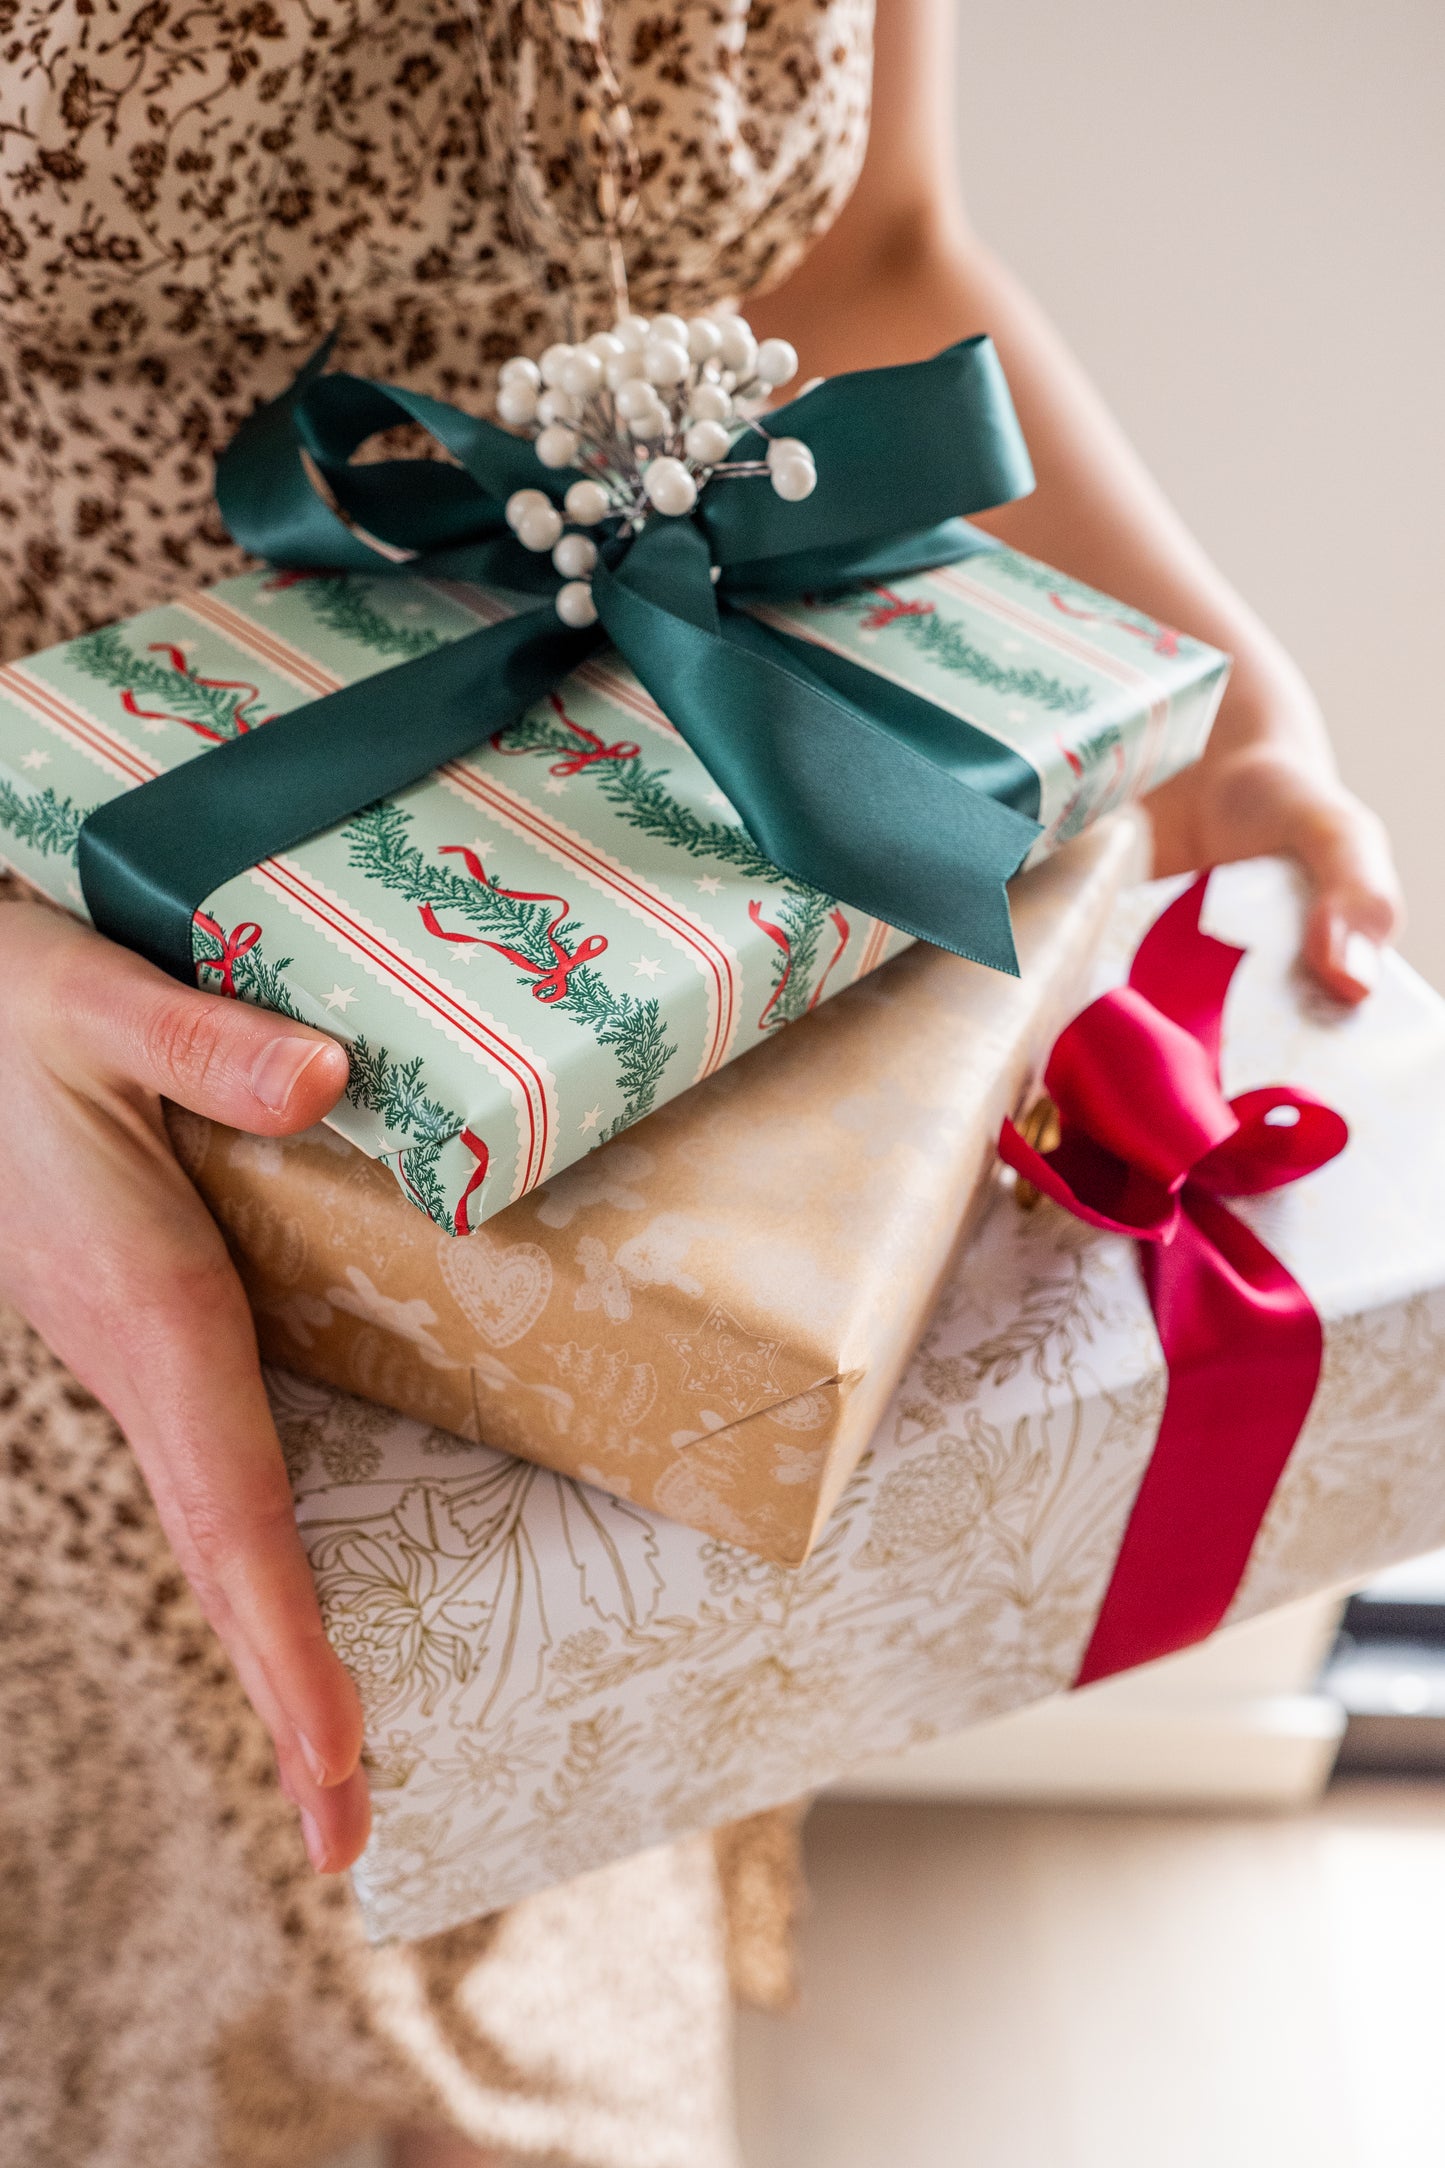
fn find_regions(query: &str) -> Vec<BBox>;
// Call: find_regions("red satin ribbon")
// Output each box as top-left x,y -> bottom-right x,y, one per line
998,874 -> 1348,1686
193,910 -> 262,997
453,1128 -> 490,1236
418,844 -> 609,1001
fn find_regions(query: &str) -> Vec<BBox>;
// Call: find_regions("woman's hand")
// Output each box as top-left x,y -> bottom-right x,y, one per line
0,896 -> 369,1871
750,0 -> 1403,1000
1143,690 -> 1402,1002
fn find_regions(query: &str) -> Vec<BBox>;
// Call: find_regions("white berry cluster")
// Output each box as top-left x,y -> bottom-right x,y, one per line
494,309 -> 817,627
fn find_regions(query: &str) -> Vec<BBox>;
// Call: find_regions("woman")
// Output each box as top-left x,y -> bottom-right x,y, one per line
0,3 -> 1400,2164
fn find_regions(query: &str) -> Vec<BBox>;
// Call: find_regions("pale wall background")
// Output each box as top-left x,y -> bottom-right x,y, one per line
955,0 -> 1445,987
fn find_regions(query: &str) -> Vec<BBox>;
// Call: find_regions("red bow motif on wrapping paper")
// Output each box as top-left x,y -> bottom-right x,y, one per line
998,874 -> 1349,1686
193,911 -> 262,998
418,845 -> 609,1002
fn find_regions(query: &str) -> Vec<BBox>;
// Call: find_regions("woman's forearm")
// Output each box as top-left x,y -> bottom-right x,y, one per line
748,0 -> 1397,993
750,228 -> 1329,783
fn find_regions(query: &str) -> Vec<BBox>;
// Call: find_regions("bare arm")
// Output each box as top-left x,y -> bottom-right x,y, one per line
751,0 -> 1400,999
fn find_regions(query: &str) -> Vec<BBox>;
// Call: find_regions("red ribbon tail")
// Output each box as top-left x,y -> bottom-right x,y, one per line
419,902 -> 481,945
1074,1189 -> 1324,1685
454,1130 -> 490,1236
748,898 -> 793,1028
121,688 -> 225,744
999,870 -> 1348,1689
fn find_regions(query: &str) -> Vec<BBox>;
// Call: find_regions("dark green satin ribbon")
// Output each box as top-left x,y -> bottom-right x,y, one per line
79,333 -> 1044,980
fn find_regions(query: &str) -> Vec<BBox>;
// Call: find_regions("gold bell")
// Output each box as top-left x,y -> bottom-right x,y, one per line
1010,1090 -> 1061,1211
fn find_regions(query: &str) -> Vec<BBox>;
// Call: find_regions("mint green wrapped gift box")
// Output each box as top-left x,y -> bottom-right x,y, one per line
0,553 -> 1225,1232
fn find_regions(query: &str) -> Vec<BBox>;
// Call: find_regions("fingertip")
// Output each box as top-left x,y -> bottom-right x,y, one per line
250,1031 -> 350,1130
299,1765 -> 372,1873
288,1034 -> 351,1126
1306,903 -> 1383,1006
287,1639 -> 367,1790
297,1699 -> 365,1792
1340,928 -> 1382,997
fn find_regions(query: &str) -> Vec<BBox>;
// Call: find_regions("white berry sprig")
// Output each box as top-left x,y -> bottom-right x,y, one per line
494,309 -> 817,627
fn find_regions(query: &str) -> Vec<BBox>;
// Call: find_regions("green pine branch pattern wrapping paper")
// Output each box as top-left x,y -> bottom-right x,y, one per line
0,553 -> 1226,1232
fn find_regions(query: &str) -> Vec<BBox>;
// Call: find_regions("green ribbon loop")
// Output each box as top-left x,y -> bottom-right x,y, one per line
80,332 -> 1046,982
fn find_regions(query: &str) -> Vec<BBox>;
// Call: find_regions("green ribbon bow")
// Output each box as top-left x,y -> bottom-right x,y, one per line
77,333 -> 1046,980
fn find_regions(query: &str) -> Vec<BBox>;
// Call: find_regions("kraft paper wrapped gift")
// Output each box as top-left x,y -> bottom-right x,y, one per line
270,858 -> 1445,1946
0,540 -> 1224,1236
170,817 -> 1142,1568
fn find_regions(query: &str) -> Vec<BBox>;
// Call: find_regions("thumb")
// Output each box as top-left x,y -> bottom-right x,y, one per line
37,913 -> 350,1132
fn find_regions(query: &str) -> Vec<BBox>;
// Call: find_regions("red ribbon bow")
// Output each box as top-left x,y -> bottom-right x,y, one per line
490,693 -> 640,776
193,910 -> 262,998
998,874 -> 1349,1686
418,845 -> 609,1002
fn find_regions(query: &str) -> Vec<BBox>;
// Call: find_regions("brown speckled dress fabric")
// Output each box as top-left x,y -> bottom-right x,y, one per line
0,0 -> 870,659
0,6 -> 868,2163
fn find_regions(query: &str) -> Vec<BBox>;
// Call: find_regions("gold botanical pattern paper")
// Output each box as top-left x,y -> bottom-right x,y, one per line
180,819 -> 1144,1566
285,860 -> 1445,1945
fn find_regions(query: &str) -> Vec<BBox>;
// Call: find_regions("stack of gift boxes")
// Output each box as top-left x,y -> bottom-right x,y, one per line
7,353 -> 1445,1947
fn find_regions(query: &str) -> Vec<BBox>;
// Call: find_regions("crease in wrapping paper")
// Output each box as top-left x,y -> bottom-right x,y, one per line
174,817 -> 1147,1564
271,859 -> 1445,1945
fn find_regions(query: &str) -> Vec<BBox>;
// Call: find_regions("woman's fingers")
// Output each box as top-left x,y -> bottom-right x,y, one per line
1148,746 -> 1404,1006
32,907 -> 350,1133
1288,794 -> 1403,1004
110,1240 -> 368,1823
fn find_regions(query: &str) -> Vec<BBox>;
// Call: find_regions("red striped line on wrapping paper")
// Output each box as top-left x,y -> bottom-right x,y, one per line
0,662 -> 161,788
1,648 -> 553,1201
177,581 -> 744,1135
178,591 -> 343,699
572,657 -> 679,742
925,563 -> 1173,800
246,855 -> 555,1199
854,914 -> 894,980
436,760 -> 741,1080
205,578 -> 740,1080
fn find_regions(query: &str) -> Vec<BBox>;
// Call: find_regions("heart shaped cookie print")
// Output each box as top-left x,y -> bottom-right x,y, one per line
436,1227 -> 553,1348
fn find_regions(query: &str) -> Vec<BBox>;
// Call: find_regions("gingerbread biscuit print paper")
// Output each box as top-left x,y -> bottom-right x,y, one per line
174,821 -> 1142,1565
0,553 -> 1223,1234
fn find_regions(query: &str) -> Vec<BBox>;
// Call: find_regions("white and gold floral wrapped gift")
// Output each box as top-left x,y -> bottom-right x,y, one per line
276,859 -> 1445,1945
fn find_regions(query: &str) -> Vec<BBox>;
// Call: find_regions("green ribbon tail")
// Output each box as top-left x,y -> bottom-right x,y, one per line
593,522 -> 1041,974
78,608 -> 601,979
